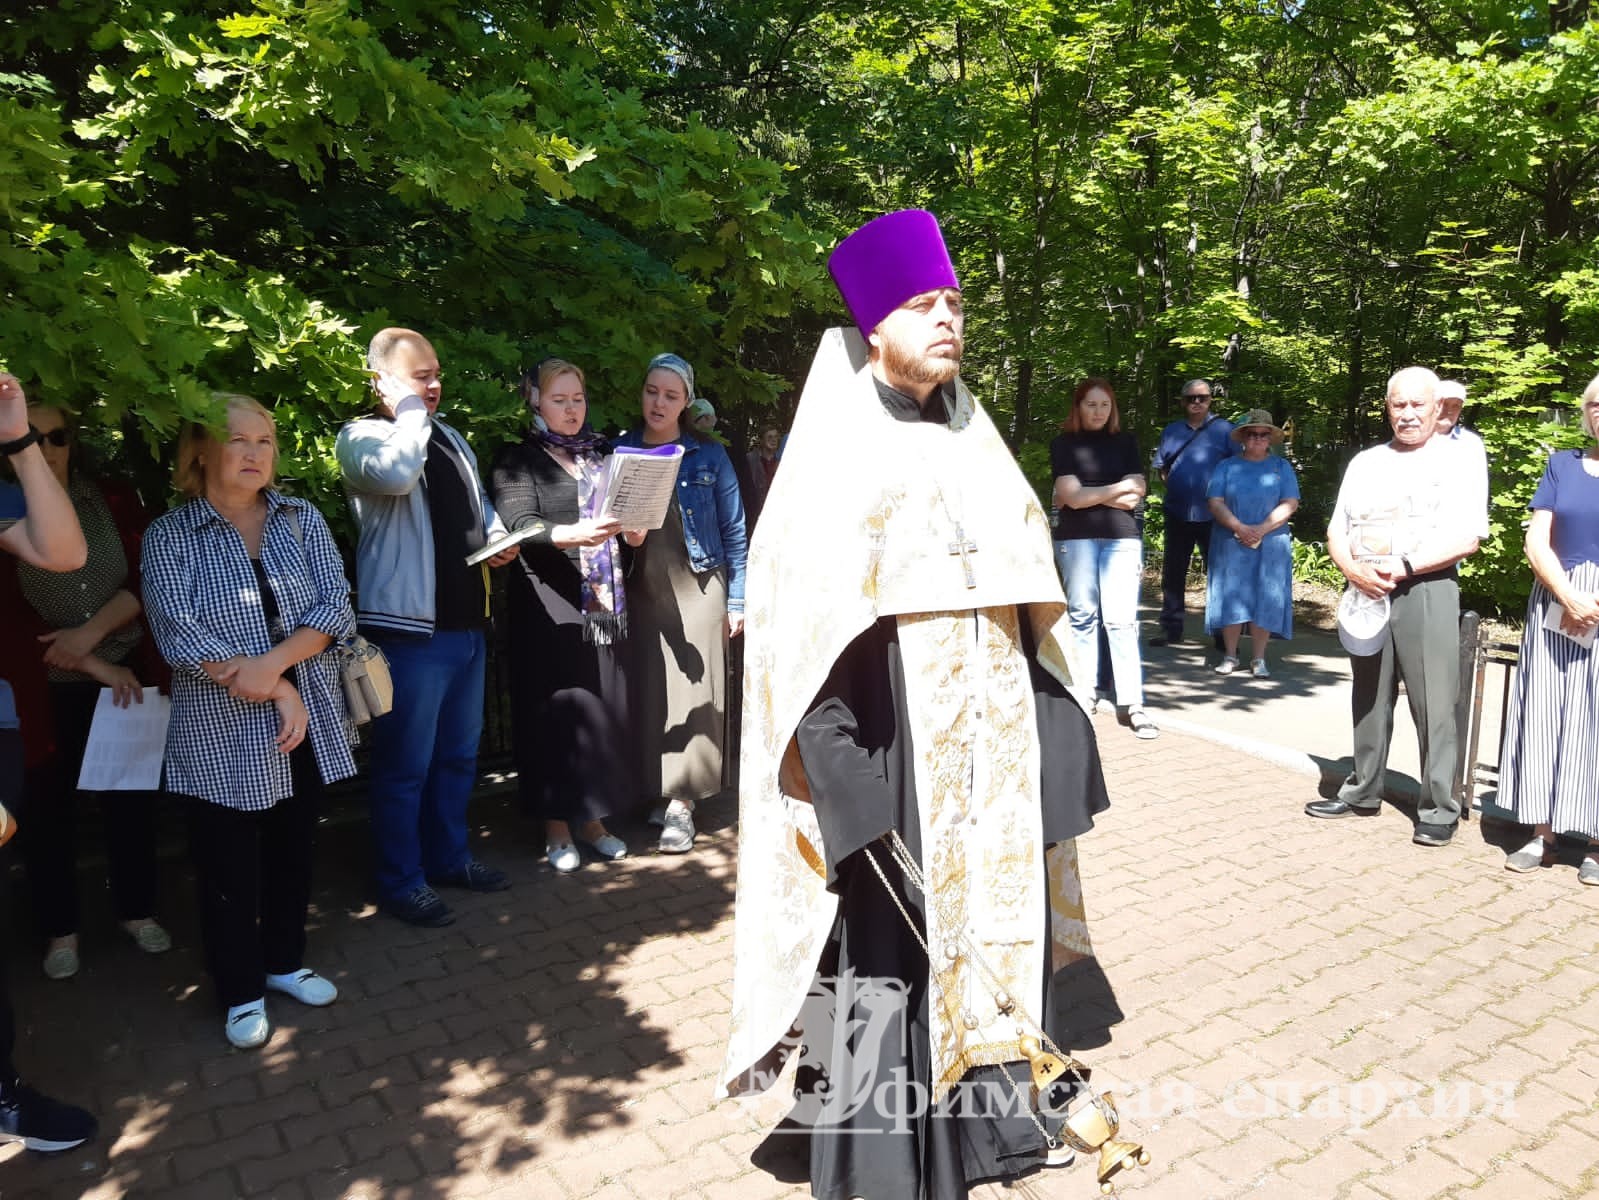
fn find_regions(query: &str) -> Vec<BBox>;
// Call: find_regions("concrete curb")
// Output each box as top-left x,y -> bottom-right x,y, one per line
1154,712 -> 1425,805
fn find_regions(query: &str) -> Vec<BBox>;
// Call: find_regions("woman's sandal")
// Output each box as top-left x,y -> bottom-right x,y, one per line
1127,708 -> 1160,740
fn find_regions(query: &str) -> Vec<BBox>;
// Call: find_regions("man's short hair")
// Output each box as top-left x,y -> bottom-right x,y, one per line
1181,378 -> 1211,397
367,328 -> 431,373
1386,366 -> 1439,403
1436,380 -> 1467,404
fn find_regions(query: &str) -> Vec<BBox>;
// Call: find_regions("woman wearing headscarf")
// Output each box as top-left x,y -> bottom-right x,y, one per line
3,402 -> 171,980
1497,375 -> 1599,884
616,353 -> 748,854
491,360 -> 639,872
142,395 -> 355,1049
1204,409 -> 1300,677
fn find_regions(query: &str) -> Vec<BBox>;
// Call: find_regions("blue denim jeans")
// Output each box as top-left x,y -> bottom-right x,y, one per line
1055,538 -> 1145,708
365,629 -> 486,901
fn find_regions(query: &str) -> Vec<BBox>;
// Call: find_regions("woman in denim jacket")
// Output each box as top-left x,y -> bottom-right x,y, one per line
616,353 -> 747,854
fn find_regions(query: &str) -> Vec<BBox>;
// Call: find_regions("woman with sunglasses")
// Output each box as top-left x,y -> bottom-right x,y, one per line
1205,409 -> 1300,677
1,403 -> 171,980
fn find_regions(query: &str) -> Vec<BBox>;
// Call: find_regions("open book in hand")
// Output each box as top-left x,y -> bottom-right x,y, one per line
599,443 -> 684,530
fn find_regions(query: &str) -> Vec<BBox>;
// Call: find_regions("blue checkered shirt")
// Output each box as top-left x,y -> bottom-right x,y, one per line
141,492 -> 357,810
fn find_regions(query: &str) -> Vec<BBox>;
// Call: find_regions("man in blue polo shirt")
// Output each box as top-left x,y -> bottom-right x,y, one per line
0,369 -> 97,1152
1150,379 -> 1235,645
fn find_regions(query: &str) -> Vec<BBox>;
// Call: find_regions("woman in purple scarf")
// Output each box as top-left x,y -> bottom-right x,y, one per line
491,360 -> 643,872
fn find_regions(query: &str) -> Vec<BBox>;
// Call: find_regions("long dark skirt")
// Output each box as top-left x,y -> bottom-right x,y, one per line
507,575 -> 631,826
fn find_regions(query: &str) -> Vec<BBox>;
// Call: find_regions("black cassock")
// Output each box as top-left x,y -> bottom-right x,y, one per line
780,609 -> 1112,1200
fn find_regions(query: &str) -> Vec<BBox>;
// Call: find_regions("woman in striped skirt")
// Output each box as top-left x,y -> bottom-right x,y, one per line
1498,374 -> 1599,884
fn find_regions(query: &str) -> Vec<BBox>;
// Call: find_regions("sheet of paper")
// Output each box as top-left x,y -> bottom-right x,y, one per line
1542,600 -> 1598,648
77,687 -> 170,791
601,444 -> 684,530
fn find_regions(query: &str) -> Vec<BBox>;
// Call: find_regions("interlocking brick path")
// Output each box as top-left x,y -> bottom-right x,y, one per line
5,717 -> 1598,1199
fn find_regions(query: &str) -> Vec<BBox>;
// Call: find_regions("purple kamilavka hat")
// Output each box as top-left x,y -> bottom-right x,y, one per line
827,209 -> 960,337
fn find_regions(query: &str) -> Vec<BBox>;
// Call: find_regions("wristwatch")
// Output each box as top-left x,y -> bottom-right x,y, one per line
0,429 -> 40,457
1400,555 -> 1415,579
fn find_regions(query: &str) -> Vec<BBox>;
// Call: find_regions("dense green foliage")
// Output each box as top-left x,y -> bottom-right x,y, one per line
4,0 -> 1597,608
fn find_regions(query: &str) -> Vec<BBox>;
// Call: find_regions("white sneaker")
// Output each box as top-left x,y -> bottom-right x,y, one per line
1215,656 -> 1238,676
582,833 -> 628,861
1251,658 -> 1270,678
225,1000 -> 270,1049
265,968 -> 338,1007
658,799 -> 696,854
547,842 -> 581,873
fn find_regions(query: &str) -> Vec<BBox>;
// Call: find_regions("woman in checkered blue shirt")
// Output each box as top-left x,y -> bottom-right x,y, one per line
141,396 -> 356,1051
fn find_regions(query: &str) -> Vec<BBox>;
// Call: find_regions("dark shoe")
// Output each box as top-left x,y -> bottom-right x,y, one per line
428,861 -> 511,893
1413,823 -> 1457,847
381,885 -> 455,927
0,1081 -> 97,1152
1304,798 -> 1381,819
1149,632 -> 1184,647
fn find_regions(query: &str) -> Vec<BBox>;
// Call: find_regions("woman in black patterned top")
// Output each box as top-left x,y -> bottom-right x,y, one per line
491,360 -> 643,872
4,403 -> 170,981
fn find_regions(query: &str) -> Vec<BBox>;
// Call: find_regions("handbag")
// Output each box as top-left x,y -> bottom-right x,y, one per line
282,507 -> 394,724
336,634 -> 393,724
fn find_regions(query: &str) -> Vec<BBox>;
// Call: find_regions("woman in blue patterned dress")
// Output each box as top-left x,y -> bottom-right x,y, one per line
1205,409 -> 1299,678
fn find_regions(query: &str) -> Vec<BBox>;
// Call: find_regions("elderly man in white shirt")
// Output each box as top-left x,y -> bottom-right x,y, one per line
1306,366 -> 1489,845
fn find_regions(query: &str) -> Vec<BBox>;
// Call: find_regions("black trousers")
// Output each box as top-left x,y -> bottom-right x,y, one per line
19,681 -> 160,940
0,728 -> 20,1081
182,746 -> 320,1009
1159,516 -> 1215,636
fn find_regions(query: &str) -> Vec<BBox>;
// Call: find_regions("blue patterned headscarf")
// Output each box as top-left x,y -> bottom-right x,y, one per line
647,353 -> 695,400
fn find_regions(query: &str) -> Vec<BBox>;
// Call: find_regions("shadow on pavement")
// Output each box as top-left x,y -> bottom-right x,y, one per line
4,786 -> 738,1198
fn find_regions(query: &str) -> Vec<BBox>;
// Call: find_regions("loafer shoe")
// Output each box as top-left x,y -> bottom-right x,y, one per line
266,968 -> 338,1007
42,944 -> 79,981
225,1000 -> 270,1050
658,799 -> 696,854
429,861 -> 511,893
381,885 -> 455,927
1579,856 -> 1599,886
647,804 -> 667,827
1149,632 -> 1184,647
547,842 -> 581,873
0,1081 -> 96,1152
1413,822 -> 1457,847
1505,836 -> 1554,873
580,833 -> 628,861
123,920 -> 173,955
1304,798 -> 1380,819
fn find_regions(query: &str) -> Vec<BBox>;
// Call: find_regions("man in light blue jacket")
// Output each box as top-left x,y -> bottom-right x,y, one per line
336,329 -> 519,927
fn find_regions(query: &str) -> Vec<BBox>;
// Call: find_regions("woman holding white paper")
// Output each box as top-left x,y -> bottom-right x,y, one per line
615,353 -> 748,855
4,402 -> 171,981
490,359 -> 639,873
1497,374 -> 1599,884
142,395 -> 355,1049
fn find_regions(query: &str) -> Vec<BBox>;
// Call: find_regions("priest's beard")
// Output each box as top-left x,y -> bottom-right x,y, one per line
878,328 -> 962,388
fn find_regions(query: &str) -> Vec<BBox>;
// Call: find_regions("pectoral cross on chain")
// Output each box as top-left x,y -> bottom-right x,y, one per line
949,523 -> 979,588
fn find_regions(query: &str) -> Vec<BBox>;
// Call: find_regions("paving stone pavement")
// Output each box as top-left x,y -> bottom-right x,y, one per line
4,714 -> 1597,1200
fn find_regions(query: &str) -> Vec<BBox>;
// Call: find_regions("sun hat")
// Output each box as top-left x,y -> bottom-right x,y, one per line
1230,409 -> 1287,444
1337,586 -> 1392,656
827,209 -> 960,338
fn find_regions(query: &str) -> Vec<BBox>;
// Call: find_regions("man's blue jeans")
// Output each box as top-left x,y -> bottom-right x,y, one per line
1055,537 -> 1146,708
365,629 -> 485,901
